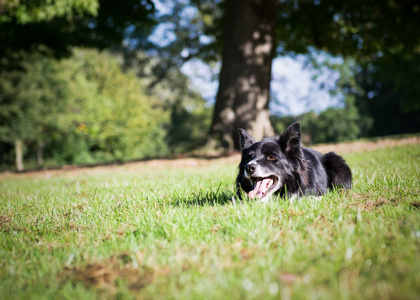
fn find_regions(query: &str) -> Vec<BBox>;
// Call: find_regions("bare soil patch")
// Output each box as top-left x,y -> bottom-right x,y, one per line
58,252 -> 162,292
346,192 -> 398,212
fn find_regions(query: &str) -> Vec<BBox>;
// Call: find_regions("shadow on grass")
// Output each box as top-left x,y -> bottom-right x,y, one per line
172,186 -> 236,207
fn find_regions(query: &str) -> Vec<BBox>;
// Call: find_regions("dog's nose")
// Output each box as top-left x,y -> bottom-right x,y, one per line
245,164 -> 255,174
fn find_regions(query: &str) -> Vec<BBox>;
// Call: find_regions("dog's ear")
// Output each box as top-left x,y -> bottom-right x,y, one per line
238,128 -> 256,150
279,123 -> 302,154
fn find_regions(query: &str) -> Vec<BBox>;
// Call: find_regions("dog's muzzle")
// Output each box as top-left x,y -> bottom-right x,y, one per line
244,163 -> 281,200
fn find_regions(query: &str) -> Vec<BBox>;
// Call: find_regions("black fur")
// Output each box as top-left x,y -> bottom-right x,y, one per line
236,123 -> 352,201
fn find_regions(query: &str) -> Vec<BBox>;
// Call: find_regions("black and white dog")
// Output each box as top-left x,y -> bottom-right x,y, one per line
236,123 -> 352,202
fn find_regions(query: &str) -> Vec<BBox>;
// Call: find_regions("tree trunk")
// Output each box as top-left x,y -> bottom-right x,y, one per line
14,139 -> 24,172
37,140 -> 44,166
209,0 -> 277,151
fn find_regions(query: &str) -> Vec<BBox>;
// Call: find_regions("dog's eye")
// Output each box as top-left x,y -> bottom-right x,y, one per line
267,155 -> 277,161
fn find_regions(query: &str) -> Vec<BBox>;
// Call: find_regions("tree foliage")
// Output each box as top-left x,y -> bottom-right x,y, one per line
63,49 -> 169,162
192,0 -> 420,61
0,0 -> 98,24
122,48 -> 213,154
277,0 -> 420,58
271,97 -> 361,145
0,52 -> 67,143
0,49 -> 170,168
0,0 -> 159,169
0,0 -> 156,60
355,50 -> 420,137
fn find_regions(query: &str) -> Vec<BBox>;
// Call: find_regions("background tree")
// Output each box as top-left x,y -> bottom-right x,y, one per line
208,0 -> 277,151
0,53 -> 69,171
355,51 -> 420,137
0,0 -> 157,170
63,49 -> 169,162
0,48 -> 170,170
189,0 -> 420,151
123,1 -> 214,154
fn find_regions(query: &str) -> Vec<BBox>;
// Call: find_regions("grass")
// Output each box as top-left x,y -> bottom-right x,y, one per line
0,142 -> 419,299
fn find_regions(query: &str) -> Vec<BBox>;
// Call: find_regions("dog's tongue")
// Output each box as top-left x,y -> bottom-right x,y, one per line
248,178 -> 273,199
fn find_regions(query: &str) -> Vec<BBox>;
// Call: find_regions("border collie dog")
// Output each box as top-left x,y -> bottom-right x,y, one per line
236,123 -> 352,202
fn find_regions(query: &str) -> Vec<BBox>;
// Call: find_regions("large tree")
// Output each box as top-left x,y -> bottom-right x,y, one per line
209,0 -> 277,151
194,0 -> 420,152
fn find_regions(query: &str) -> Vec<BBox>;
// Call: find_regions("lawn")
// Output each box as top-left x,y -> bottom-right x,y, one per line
1,141 -> 419,299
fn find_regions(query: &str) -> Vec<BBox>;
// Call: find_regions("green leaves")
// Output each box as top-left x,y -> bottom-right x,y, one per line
0,0 -> 156,59
0,0 -> 99,24
277,0 -> 420,59
58,48 -> 170,162
0,48 -> 170,166
0,52 -> 64,142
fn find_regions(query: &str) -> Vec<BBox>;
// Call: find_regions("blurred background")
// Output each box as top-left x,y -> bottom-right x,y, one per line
1,0 -> 419,171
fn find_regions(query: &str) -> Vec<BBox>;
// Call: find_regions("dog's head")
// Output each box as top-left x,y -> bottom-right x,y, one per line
237,123 -> 303,201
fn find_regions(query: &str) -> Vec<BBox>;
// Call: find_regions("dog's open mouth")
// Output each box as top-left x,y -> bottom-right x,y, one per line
248,175 -> 280,199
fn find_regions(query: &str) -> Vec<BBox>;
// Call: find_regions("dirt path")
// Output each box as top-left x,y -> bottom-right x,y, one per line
1,135 -> 419,179
311,135 -> 420,154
